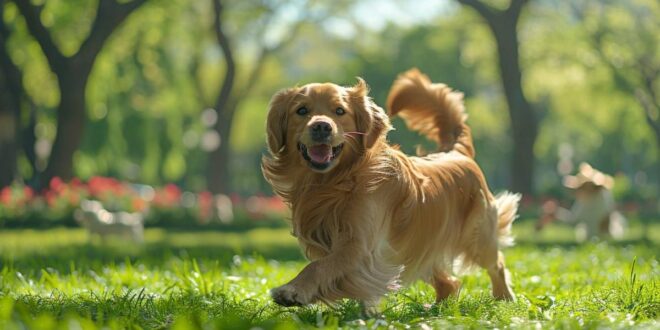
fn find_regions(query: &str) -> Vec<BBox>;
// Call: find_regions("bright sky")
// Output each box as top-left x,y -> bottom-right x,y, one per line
316,0 -> 455,39
254,0 -> 456,55
352,0 -> 454,30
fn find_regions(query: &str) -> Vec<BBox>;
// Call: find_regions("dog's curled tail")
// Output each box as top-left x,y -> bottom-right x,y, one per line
386,68 -> 474,158
494,192 -> 521,248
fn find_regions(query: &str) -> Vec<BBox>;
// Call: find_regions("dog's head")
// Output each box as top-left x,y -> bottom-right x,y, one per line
266,78 -> 391,173
74,199 -> 104,224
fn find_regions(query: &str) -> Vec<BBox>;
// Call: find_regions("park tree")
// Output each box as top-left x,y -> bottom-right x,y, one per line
457,0 -> 537,194
0,1 -> 17,186
203,0 -> 235,194
0,1 -> 21,187
10,0 -> 148,187
573,0 -> 659,173
0,0 -> 38,187
204,0 -> 329,194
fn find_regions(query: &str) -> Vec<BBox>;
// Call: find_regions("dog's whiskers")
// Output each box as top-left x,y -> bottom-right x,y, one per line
344,138 -> 360,152
343,132 -> 364,152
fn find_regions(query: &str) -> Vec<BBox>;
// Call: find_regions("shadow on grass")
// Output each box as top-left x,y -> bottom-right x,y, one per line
0,228 -> 304,275
2,243 -> 304,275
2,221 -> 658,275
512,219 -> 660,249
515,237 -> 659,250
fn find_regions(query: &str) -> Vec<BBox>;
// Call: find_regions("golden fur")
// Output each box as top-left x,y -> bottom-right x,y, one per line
262,69 -> 520,310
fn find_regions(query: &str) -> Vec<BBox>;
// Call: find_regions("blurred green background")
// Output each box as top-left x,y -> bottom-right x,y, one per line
0,2 -> 658,328
0,0 -> 658,206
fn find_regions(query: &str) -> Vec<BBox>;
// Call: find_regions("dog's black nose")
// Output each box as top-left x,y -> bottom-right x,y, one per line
310,121 -> 332,142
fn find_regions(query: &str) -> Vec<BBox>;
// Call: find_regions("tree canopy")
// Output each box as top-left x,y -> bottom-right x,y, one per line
0,0 -> 657,201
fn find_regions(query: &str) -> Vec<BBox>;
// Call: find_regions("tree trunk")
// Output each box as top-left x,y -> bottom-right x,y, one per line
0,70 -> 18,187
203,0 -> 307,194
0,8 -> 21,187
457,0 -> 537,194
492,19 -> 537,195
206,0 -> 236,194
207,107 -> 235,194
22,106 -> 37,181
41,73 -> 87,186
12,0 -> 148,187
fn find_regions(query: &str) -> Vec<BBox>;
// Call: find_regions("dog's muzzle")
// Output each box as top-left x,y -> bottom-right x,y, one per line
310,121 -> 333,143
298,142 -> 344,171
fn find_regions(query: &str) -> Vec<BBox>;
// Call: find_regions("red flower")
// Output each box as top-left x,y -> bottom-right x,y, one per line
198,191 -> 213,220
267,197 -> 287,211
45,190 -> 57,207
50,177 -> 65,193
23,186 -> 34,200
70,178 -> 84,189
132,197 -> 148,212
198,191 -> 212,203
163,184 -> 182,203
88,176 -> 128,198
87,176 -> 106,197
0,186 -> 11,205
230,193 -> 241,204
68,191 -> 81,206
152,184 -> 182,208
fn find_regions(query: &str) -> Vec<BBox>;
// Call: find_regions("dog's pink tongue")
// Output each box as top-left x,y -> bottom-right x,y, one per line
308,145 -> 332,163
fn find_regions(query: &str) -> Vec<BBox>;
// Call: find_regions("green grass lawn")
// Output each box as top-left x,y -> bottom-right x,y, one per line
0,221 -> 658,329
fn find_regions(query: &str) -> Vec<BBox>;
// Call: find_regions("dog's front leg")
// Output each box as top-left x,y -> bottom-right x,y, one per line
271,240 -> 367,307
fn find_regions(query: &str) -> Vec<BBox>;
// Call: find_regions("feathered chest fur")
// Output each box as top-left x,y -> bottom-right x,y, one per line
289,178 -> 357,260
263,147 -> 421,260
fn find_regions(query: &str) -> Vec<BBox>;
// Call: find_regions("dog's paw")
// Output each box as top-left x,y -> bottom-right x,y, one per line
360,301 -> 382,319
271,284 -> 313,307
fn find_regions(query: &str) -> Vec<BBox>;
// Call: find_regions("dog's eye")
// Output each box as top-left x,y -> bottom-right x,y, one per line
336,108 -> 346,116
296,107 -> 309,116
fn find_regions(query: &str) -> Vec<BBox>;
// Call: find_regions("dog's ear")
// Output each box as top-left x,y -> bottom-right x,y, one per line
349,78 -> 391,149
266,88 -> 297,155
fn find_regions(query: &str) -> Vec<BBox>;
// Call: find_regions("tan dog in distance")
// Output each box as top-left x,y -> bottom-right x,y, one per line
538,163 -> 626,241
262,69 -> 520,312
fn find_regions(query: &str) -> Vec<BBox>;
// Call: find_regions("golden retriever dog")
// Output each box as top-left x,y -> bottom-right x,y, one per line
262,69 -> 520,312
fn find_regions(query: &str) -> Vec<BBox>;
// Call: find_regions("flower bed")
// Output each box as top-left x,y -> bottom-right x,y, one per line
0,177 -> 289,229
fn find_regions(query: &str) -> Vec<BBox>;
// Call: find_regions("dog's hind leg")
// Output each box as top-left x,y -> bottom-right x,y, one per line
483,251 -> 515,301
465,198 -> 516,301
431,270 -> 461,302
470,223 -> 515,300
360,299 -> 381,318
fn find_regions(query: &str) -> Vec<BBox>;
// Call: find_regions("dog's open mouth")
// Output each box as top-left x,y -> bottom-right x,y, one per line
298,142 -> 344,171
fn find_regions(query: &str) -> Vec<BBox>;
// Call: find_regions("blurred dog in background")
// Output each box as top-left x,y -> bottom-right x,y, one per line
538,163 -> 626,241
75,200 -> 145,243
